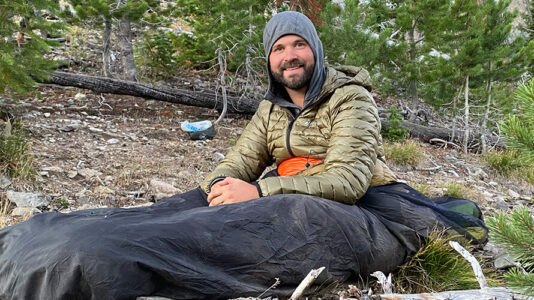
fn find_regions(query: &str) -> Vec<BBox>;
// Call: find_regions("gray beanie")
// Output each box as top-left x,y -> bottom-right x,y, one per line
262,11 -> 326,110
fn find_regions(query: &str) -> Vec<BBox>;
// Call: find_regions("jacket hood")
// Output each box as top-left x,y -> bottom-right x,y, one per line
320,65 -> 373,98
263,11 -> 326,110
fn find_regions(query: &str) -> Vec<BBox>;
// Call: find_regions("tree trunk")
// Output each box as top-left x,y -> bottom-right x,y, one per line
102,18 -> 113,78
119,18 -> 137,82
463,75 -> 470,154
43,71 -> 260,114
408,20 -> 419,110
481,62 -> 493,153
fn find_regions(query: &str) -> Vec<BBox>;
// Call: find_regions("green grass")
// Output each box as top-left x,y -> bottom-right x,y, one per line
0,196 -> 9,229
394,230 -> 488,293
0,120 -> 34,179
385,140 -> 422,167
442,181 -> 469,199
484,150 -> 534,185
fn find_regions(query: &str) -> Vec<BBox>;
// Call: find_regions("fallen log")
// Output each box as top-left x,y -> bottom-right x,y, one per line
40,71 -> 504,150
377,287 -> 526,300
41,71 -> 261,114
381,119 -> 505,151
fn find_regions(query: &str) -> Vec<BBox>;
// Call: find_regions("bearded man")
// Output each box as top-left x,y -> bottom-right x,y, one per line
202,11 -> 397,206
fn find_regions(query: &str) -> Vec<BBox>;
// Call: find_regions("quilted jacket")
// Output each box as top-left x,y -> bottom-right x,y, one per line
200,65 -> 397,204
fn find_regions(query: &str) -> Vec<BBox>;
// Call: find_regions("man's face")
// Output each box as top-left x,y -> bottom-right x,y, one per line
269,35 -> 315,91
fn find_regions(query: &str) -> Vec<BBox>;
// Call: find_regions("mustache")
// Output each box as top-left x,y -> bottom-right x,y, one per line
280,59 -> 305,70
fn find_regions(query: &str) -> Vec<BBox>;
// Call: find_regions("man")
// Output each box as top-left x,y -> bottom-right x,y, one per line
203,11 -> 397,206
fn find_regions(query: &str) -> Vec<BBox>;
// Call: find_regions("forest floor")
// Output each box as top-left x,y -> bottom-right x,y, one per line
0,30 -> 533,298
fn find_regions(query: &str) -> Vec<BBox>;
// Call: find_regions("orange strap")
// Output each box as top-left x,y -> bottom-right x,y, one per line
278,157 -> 323,176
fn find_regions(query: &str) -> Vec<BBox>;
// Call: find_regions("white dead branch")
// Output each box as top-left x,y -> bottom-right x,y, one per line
448,241 -> 488,289
370,271 -> 393,294
289,266 -> 325,300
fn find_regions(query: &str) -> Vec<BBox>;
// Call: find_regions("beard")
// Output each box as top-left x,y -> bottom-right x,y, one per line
271,58 -> 315,90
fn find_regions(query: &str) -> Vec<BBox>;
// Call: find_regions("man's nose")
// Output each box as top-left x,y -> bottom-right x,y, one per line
283,47 -> 298,61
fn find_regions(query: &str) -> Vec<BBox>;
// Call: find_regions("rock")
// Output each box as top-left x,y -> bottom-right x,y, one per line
44,112 -> 51,118
494,199 -> 510,211
78,168 -> 103,178
89,127 -> 104,133
213,152 -> 225,162
60,122 -> 80,132
74,93 -> 87,101
7,191 -> 51,207
494,253 -> 516,270
11,207 -> 41,217
489,181 -> 498,187
67,170 -> 78,178
107,138 -> 120,144
0,176 -> 11,189
508,189 -> 520,199
150,179 -> 181,195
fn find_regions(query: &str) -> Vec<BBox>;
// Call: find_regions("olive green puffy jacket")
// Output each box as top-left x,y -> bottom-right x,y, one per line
200,66 -> 396,204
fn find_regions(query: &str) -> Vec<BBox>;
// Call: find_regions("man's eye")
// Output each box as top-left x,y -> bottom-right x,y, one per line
297,42 -> 307,47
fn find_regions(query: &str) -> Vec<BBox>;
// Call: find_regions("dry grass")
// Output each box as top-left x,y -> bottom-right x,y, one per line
385,140 -> 423,168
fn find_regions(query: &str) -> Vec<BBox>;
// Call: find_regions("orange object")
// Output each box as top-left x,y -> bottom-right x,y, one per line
278,157 -> 323,176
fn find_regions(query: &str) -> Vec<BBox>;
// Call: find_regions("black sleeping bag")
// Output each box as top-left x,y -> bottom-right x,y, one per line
0,183 -> 487,299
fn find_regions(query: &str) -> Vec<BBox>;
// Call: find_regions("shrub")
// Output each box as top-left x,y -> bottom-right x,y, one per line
382,106 -> 409,142
0,119 -> 34,179
394,230 -> 481,293
385,140 -> 422,167
484,150 -> 534,185
443,181 -> 469,199
487,207 -> 534,297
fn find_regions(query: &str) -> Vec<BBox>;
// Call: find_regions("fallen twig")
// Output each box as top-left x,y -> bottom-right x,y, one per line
448,241 -> 488,289
289,267 -> 325,300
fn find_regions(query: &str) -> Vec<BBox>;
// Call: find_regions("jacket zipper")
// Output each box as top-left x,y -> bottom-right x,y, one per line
286,116 -> 296,157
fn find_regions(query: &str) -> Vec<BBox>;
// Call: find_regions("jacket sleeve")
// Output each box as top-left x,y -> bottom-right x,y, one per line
200,101 -> 273,194
258,86 -> 381,204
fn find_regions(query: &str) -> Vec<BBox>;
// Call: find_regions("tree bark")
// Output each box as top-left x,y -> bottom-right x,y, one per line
379,287 -> 524,300
463,75 -> 470,153
102,18 -> 113,78
43,71 -> 261,114
408,19 -> 419,110
481,62 -> 493,153
119,18 -> 137,82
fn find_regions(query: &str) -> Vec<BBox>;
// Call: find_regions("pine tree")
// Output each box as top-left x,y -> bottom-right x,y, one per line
487,207 -> 534,297
0,0 -> 64,94
500,78 -> 534,162
68,0 -> 162,80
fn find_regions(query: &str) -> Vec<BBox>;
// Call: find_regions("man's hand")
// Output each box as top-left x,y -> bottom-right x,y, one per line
207,177 -> 260,206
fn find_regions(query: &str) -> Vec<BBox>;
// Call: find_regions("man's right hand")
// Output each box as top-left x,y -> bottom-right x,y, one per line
207,177 -> 260,206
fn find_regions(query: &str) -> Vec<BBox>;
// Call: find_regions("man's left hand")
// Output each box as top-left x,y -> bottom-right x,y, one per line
207,177 -> 260,206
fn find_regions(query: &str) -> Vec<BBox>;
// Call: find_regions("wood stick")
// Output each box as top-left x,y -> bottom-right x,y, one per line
289,267 -> 325,300
448,241 -> 488,289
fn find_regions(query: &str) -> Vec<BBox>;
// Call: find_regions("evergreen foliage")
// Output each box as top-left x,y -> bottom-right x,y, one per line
0,0 -> 64,94
487,207 -> 534,297
173,0 -> 270,72
394,230 -> 481,293
500,78 -> 534,162
382,106 -> 409,142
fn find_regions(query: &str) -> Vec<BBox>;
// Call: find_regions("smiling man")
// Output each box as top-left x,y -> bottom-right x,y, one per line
202,11 -> 397,206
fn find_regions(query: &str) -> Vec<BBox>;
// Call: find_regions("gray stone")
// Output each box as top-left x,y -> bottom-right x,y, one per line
495,199 -> 510,211
7,191 -> 51,207
60,122 -> 80,132
74,93 -> 87,100
508,189 -> 520,199
213,152 -> 225,162
107,138 -> 120,144
44,112 -> 51,118
489,181 -> 498,187
67,170 -> 78,178
0,176 -> 11,189
494,253 -> 516,270
150,179 -> 180,195
11,206 -> 41,217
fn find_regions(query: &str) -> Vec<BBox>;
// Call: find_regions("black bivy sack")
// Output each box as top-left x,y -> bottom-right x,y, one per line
0,183 -> 487,299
